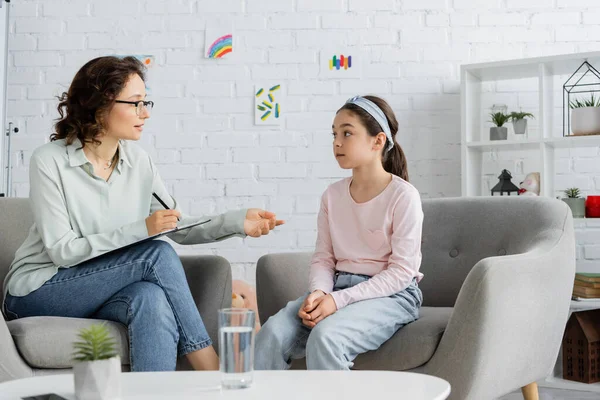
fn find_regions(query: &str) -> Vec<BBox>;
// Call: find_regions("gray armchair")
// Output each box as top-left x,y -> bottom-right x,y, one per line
0,198 -> 232,382
256,196 -> 576,400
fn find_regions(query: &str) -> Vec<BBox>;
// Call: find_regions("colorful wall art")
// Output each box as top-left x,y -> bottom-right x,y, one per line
329,54 -> 352,70
134,55 -> 155,68
125,55 -> 155,93
255,84 -> 283,126
205,23 -> 233,59
320,48 -> 362,78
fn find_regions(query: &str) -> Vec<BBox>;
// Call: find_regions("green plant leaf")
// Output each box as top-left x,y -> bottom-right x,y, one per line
569,93 -> 600,109
564,187 -> 581,198
509,111 -> 534,121
72,323 -> 118,362
489,112 -> 510,127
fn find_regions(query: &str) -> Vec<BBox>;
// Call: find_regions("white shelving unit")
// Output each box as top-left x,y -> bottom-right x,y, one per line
538,300 -> 600,393
461,51 -> 600,198
461,51 -> 600,393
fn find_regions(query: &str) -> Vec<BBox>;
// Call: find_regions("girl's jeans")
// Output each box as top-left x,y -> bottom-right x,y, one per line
255,271 -> 422,370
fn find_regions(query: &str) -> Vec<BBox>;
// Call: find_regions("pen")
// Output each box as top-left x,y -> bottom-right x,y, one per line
152,192 -> 180,221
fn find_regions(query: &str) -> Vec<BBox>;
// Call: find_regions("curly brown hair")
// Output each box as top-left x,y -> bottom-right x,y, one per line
51,56 -> 147,147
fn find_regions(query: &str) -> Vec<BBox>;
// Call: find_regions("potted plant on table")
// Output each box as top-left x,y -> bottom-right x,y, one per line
510,111 -> 534,137
562,187 -> 586,218
570,94 -> 600,136
489,112 -> 510,141
72,323 -> 121,400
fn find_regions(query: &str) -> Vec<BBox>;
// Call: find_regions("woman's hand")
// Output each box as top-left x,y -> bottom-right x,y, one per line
244,208 -> 284,237
303,294 -> 338,329
298,290 -> 326,328
145,210 -> 181,236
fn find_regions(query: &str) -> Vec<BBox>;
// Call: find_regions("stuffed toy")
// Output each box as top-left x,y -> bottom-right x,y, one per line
518,172 -> 540,196
231,280 -> 261,333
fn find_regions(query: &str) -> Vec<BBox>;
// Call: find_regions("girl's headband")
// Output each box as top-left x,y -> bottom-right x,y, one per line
346,96 -> 394,152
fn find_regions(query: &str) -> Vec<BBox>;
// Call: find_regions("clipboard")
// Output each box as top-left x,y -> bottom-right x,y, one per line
98,218 -> 212,258
148,218 -> 212,238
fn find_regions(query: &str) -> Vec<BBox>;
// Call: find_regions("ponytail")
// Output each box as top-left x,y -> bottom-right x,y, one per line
383,139 -> 409,181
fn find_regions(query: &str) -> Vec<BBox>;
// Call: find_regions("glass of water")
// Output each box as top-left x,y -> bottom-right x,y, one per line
218,308 -> 255,389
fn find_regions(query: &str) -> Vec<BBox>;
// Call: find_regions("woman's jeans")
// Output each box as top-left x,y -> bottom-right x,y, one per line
255,272 -> 422,370
3,241 -> 211,372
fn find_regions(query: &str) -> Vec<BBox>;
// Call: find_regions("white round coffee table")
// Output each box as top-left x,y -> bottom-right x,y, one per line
0,370 -> 450,400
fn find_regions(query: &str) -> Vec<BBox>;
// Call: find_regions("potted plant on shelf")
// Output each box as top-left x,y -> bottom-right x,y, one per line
489,112 -> 510,141
562,187 -> 586,218
72,323 -> 121,400
510,111 -> 534,138
570,93 -> 600,136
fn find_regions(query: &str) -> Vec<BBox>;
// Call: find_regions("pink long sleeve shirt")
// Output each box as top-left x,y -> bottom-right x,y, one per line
309,175 -> 424,309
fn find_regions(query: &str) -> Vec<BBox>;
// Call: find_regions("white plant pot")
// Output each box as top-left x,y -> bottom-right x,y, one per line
74,357 -> 121,400
562,198 -> 586,218
513,119 -> 527,136
571,107 -> 600,136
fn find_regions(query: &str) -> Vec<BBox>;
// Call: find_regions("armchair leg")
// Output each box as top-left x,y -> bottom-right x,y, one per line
521,382 -> 539,400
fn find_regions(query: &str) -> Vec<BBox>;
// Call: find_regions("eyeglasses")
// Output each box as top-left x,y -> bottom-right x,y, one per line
115,100 -> 154,116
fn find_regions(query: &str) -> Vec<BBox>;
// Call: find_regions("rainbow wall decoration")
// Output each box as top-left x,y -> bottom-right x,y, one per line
255,84 -> 283,126
206,34 -> 233,59
205,23 -> 234,59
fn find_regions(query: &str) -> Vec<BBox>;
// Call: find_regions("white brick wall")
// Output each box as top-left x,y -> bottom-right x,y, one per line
5,0 -> 600,282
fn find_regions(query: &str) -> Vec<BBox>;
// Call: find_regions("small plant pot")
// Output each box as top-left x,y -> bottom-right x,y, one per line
562,198 -> 586,218
490,126 -> 507,141
571,107 -> 600,136
74,357 -> 121,400
513,119 -> 527,136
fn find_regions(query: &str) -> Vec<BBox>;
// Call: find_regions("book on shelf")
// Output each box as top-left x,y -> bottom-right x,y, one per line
572,274 -> 600,299
574,279 -> 600,289
574,273 -> 600,283
573,284 -> 600,299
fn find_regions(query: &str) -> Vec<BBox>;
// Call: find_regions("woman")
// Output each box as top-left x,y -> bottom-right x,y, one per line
2,56 -> 283,371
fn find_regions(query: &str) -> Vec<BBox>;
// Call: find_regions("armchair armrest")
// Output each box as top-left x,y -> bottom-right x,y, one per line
423,213 -> 576,400
0,311 -> 33,383
256,252 -> 311,325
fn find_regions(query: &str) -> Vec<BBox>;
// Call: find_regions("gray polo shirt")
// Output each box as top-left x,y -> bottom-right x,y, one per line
3,138 -> 246,299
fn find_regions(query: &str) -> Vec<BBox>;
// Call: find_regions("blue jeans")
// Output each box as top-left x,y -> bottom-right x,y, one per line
254,272 -> 422,370
3,241 -> 211,372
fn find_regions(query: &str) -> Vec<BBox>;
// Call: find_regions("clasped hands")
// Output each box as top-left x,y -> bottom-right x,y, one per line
297,290 -> 338,329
